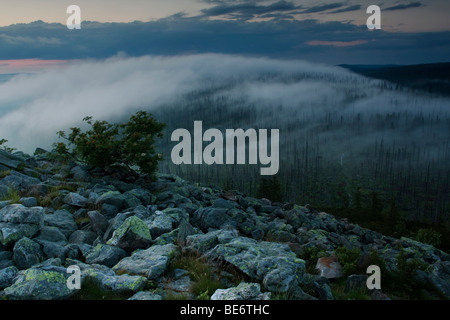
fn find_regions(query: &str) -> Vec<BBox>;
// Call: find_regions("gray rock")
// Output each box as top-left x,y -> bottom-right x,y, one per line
101,203 -> 120,219
36,226 -> 68,243
207,237 -> 305,295
211,282 -> 271,300
63,192 -> 88,208
122,192 -> 142,209
33,147 -> 49,156
0,199 -> 12,209
38,241 -> 66,260
67,259 -> 147,294
147,211 -> 175,238
193,207 -> 232,231
176,220 -> 195,246
345,274 -> 369,293
44,209 -> 77,238
124,189 -> 153,206
0,265 -> 18,289
19,197 -> 38,208
70,166 -> 91,182
370,290 -> 391,300
87,211 -> 109,235
416,261 -> 450,299
0,171 -> 40,192
85,244 -> 127,268
0,249 -> 13,269
186,229 -> 238,254
69,230 -> 97,245
112,244 -> 178,279
3,267 -> 76,300
0,204 -> 44,226
212,198 -> 236,209
0,151 -> 23,170
95,191 -> 126,209
311,277 -> 334,300
163,275 -> 194,298
0,204 -> 44,246
107,216 -> 152,252
128,291 -> 162,300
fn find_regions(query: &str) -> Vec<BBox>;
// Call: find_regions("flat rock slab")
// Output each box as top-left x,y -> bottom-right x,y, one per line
112,244 -> 178,279
207,236 -> 305,293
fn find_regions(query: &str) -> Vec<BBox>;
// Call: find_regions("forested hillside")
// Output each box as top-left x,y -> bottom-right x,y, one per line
151,66 -> 450,251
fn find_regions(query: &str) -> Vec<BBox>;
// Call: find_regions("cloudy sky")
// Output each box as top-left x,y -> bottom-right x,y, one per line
0,0 -> 449,68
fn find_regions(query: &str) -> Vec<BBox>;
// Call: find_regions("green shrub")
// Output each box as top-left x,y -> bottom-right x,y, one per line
335,246 -> 362,276
414,228 -> 442,248
0,170 -> 11,179
0,139 -> 16,153
54,111 -> 165,177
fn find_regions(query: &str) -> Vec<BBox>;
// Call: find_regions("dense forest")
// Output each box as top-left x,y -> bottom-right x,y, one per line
149,65 -> 450,251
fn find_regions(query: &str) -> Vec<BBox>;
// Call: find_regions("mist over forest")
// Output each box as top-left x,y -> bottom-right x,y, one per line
0,54 -> 449,248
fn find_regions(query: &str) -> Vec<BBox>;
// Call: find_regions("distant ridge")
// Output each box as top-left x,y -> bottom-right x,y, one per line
340,62 -> 450,96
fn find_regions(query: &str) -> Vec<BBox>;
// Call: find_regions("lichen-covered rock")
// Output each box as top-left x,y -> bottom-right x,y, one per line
0,204 -> 44,246
13,237 -> 43,269
0,204 -> 44,226
147,211 -> 175,238
3,267 -> 76,300
112,244 -> 178,279
67,259 -> 147,294
107,216 -> 152,252
186,228 -> 238,254
0,265 -> 18,289
85,244 -> 127,268
207,237 -> 306,295
211,282 -> 271,300
128,291 -> 163,300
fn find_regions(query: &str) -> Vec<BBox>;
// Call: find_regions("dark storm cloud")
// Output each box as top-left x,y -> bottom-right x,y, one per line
328,4 -> 362,14
0,16 -> 449,65
301,2 -> 344,13
200,0 -> 301,20
385,2 -> 423,11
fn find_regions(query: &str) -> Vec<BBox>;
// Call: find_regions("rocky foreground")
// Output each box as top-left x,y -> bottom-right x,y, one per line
0,148 -> 449,300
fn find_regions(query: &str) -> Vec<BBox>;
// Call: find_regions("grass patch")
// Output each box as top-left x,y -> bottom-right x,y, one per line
330,278 -> 371,300
36,184 -> 79,208
168,250 -> 224,299
71,278 -> 133,300
0,170 -> 11,178
0,188 -> 21,204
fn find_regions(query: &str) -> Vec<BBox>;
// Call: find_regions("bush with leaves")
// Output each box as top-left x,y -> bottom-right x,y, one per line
0,139 -> 16,153
54,111 -> 166,177
414,228 -> 442,248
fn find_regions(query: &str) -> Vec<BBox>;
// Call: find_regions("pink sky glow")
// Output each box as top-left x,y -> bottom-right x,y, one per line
0,59 -> 69,74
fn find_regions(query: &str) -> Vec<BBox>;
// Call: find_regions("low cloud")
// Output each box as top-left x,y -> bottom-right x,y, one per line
0,54 -> 349,153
